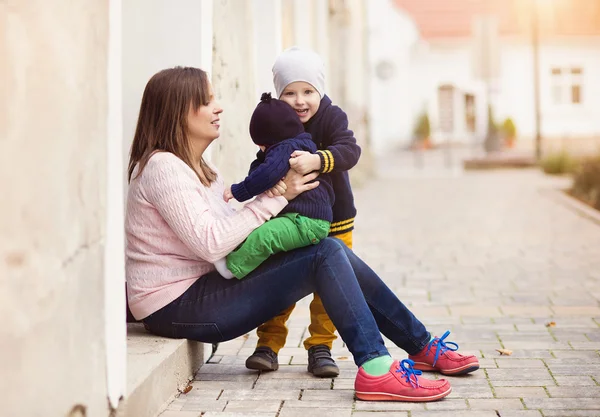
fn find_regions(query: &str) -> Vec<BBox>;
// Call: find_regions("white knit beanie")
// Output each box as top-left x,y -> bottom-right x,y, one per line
272,46 -> 325,99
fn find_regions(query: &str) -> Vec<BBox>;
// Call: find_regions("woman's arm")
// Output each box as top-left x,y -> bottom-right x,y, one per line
140,154 -> 288,262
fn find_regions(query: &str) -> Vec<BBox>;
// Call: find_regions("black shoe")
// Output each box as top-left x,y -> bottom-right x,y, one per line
307,345 -> 339,377
245,346 -> 279,371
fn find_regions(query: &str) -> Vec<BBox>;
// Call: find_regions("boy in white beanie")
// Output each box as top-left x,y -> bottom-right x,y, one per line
245,46 -> 362,378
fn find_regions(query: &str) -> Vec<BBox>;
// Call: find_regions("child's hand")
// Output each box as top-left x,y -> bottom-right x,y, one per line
289,151 -> 321,175
223,186 -> 234,202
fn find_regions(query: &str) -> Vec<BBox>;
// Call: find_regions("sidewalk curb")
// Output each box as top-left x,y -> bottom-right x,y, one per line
541,188 -> 600,227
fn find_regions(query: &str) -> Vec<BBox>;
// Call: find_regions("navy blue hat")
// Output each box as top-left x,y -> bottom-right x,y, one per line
249,92 -> 304,146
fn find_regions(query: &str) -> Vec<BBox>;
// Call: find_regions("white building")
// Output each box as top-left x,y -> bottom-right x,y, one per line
368,0 -> 600,155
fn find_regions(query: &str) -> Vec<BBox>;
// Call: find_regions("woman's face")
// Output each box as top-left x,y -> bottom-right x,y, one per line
187,87 -> 223,143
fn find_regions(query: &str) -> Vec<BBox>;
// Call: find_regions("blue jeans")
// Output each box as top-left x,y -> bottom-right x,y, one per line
142,238 -> 430,366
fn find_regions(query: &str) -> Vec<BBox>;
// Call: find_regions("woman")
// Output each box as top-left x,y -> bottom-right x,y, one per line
126,67 -> 479,402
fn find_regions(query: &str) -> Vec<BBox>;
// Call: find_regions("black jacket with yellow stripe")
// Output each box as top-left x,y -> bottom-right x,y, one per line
305,95 -> 361,235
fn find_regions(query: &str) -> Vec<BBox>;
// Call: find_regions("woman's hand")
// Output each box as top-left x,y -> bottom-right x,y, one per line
289,150 -> 321,175
281,169 -> 320,201
265,180 -> 287,198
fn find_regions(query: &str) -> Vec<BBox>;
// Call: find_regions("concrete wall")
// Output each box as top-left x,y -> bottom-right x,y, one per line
0,1 -> 109,416
367,0 -> 421,153
330,0 -> 374,181
211,0 -> 258,185
122,0 -> 211,176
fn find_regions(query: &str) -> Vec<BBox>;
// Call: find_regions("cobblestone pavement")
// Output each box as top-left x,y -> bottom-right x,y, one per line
161,151 -> 600,417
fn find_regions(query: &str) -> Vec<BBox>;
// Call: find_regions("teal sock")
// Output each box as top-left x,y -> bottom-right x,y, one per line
361,355 -> 394,376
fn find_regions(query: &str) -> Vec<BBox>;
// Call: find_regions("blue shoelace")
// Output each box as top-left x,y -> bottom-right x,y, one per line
425,330 -> 459,366
395,359 -> 422,388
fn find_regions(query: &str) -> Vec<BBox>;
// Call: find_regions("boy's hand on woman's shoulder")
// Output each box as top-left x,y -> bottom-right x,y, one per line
289,151 -> 321,175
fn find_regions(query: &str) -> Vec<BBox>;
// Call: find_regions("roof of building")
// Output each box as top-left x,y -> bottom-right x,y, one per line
393,0 -> 600,40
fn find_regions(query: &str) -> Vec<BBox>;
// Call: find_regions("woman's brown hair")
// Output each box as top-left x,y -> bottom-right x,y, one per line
128,66 -> 217,185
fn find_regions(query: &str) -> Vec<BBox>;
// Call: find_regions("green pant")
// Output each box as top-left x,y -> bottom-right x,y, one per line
226,213 -> 330,279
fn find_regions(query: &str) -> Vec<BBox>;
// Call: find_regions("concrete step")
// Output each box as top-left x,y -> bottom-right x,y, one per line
118,323 -> 211,417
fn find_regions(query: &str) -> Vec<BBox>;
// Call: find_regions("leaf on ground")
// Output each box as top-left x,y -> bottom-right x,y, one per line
337,356 -> 349,360
496,348 -> 513,356
545,321 -> 556,327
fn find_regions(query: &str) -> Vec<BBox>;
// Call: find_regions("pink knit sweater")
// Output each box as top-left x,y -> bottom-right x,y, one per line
125,152 -> 288,320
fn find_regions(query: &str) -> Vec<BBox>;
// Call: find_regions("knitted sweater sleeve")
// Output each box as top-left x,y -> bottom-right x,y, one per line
140,154 -> 288,262
316,107 -> 361,174
231,144 -> 292,202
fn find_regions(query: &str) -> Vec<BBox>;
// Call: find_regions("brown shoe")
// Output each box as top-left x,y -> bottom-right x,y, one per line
245,347 -> 279,371
308,345 -> 339,377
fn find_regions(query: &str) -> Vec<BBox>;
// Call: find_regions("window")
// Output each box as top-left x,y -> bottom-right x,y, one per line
550,67 -> 583,105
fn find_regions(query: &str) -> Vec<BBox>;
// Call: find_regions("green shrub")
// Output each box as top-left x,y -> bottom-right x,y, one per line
571,155 -> 600,210
540,151 -> 578,175
484,105 -> 501,152
501,117 -> 516,138
413,112 -> 430,141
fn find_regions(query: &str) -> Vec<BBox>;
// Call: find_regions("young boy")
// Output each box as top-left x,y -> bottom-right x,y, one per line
214,92 -> 334,280
245,47 -> 361,377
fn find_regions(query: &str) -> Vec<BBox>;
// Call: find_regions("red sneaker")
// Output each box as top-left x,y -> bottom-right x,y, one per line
355,359 -> 452,402
409,331 -> 480,375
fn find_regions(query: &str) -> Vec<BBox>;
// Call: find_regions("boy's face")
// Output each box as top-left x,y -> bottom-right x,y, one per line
279,81 -> 321,123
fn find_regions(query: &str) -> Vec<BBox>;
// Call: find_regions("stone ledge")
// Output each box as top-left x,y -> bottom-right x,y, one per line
463,151 -> 537,170
541,188 -> 600,227
118,323 -> 210,417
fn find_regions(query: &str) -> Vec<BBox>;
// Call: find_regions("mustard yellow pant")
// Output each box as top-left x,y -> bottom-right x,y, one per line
256,231 -> 353,353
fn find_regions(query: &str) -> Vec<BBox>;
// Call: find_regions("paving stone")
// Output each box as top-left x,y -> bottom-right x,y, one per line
218,389 -> 300,401
550,350 -> 600,360
279,407 -> 351,417
187,381 -> 255,390
443,383 -> 494,399
494,387 -> 548,398
411,412 -> 497,417
491,412 -> 543,417
203,413 -> 276,417
486,369 -> 552,380
495,359 -> 546,368
353,401 -> 426,411
423,399 -> 468,410
468,398 -> 525,410
351,412 -> 408,417
491,380 -> 555,387
333,379 -> 355,390
254,378 -> 332,390
178,388 -> 223,401
284,400 -> 354,409
545,386 -> 600,397
159,412 -> 202,417
180,399 -> 226,412
298,389 -> 355,402
524,398 -> 600,409
542,411 -> 600,417
553,375 -> 598,386
546,364 -> 600,376
224,400 -> 282,413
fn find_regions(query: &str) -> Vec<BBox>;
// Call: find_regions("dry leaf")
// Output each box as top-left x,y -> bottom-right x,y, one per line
181,384 -> 193,394
337,356 -> 348,360
496,349 -> 513,356
545,321 -> 556,327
